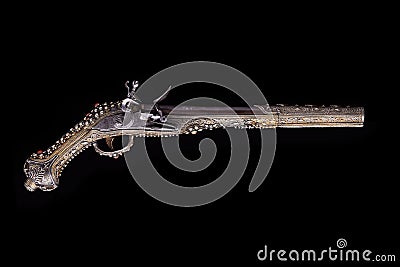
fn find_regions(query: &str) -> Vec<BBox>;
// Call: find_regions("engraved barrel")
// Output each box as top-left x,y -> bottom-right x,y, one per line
271,105 -> 364,127
150,104 -> 364,128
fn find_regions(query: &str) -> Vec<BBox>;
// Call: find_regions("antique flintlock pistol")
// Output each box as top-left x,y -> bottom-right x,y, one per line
23,81 -> 364,191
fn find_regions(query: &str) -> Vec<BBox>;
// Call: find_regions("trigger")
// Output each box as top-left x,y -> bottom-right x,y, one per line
105,137 -> 114,150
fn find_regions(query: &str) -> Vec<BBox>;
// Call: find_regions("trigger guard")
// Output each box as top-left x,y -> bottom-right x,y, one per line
93,136 -> 135,158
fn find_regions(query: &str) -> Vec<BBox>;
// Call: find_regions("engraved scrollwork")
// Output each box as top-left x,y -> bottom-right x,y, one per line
215,117 -> 277,129
24,157 -> 57,191
25,163 -> 48,181
180,118 -> 222,134
267,105 -> 364,116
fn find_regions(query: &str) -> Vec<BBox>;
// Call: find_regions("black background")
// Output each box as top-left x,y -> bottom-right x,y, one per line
11,5 -> 397,265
